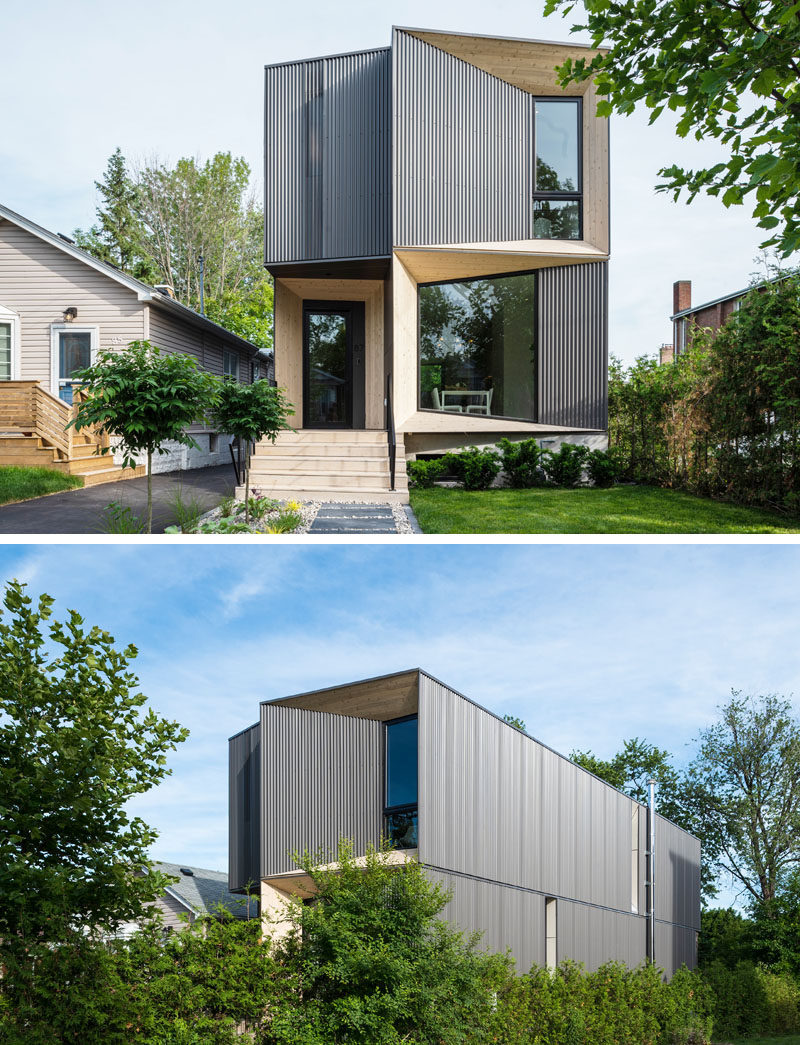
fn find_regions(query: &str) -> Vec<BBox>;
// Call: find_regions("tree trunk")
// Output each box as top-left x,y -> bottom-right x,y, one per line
147,450 -> 153,534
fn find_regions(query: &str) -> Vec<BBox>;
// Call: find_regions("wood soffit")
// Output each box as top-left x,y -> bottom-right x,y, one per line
268,669 -> 420,721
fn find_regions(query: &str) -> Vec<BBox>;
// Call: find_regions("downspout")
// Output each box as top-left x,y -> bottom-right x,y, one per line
647,778 -> 656,964
198,254 -> 205,315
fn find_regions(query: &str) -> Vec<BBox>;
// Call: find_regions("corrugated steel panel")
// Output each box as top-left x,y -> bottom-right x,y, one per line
264,49 -> 391,264
655,921 -> 699,977
392,28 -> 534,247
228,723 -> 261,893
429,869 -> 545,974
538,260 -> 608,429
260,704 -> 383,876
418,673 -> 636,912
655,816 -> 702,930
558,900 -> 645,972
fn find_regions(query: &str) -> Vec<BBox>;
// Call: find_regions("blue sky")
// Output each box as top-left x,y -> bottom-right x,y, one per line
2,542 -> 798,886
0,0 -> 786,365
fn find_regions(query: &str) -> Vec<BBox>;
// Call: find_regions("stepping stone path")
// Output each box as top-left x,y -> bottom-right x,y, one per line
309,503 -> 407,535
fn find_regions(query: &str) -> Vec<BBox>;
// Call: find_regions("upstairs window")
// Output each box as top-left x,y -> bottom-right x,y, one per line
533,98 -> 582,241
385,715 -> 418,849
223,348 -> 240,381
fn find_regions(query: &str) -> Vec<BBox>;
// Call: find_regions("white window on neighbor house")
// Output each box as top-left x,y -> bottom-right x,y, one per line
0,304 -> 21,380
545,897 -> 557,971
223,348 -> 240,381
50,324 -> 98,403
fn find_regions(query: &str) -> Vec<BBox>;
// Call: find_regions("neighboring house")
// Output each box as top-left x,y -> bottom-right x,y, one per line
671,278 -> 754,358
118,861 -> 257,937
0,203 -> 262,484
229,669 -> 700,976
250,27 -> 610,501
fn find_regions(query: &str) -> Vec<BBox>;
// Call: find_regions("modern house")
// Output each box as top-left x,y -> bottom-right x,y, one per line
0,203 -> 262,484
229,669 -> 700,976
251,27 -> 610,501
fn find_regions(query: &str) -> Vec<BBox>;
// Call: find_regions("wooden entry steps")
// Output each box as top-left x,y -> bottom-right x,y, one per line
242,429 -> 409,503
0,381 -> 145,488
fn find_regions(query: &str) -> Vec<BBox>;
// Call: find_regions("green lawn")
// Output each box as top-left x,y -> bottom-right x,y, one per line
409,485 -> 800,534
0,466 -> 83,506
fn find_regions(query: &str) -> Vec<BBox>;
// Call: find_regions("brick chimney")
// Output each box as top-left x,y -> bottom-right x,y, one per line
673,280 -> 691,315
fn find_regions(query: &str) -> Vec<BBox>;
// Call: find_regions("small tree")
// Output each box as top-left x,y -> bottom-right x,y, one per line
210,379 -> 294,525
0,581 -> 188,953
69,340 -> 220,532
267,840 -> 511,1045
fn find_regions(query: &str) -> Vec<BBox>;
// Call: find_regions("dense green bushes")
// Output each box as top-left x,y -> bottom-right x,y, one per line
408,440 -> 620,491
609,271 -> 800,513
701,960 -> 800,1039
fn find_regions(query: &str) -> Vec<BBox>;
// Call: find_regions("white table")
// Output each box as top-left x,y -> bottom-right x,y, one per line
441,389 -> 492,414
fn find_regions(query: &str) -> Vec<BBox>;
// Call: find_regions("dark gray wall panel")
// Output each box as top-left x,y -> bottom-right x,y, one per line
229,723 -> 261,892
655,921 -> 699,977
428,869 -> 545,974
265,49 -> 391,264
538,261 -> 608,429
260,704 -> 383,876
393,29 -> 534,247
558,900 -> 645,972
418,674 -> 635,913
656,817 -> 702,930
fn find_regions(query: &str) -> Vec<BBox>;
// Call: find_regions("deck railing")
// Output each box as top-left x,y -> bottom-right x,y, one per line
0,381 -> 108,459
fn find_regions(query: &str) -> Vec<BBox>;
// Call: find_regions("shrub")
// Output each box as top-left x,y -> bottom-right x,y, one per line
407,457 -> 447,488
543,444 -> 590,487
759,968 -> 800,1034
586,448 -> 622,488
497,437 -> 549,488
265,510 -> 303,534
446,446 -> 502,490
701,960 -> 770,1040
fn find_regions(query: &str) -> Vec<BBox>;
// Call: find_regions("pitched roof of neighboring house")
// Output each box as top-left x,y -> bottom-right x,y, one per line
155,861 -> 256,921
0,202 -> 262,358
671,275 -> 786,321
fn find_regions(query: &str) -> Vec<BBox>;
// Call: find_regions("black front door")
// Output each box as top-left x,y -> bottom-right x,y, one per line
303,301 -> 365,429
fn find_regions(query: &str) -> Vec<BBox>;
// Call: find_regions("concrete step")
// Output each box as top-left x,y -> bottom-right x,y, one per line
237,484 -> 410,505
253,441 -> 389,458
271,429 -> 388,444
249,472 -> 408,492
250,455 -> 393,476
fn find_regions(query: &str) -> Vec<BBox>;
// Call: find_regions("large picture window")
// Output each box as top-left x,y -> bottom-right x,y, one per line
419,271 -> 537,423
385,715 -> 418,850
533,98 -> 581,240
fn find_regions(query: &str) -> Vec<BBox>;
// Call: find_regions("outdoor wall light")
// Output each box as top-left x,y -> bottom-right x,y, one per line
63,306 -> 78,322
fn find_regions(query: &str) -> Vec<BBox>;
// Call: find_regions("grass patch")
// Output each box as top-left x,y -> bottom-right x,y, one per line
409,485 -> 800,534
0,466 -> 83,506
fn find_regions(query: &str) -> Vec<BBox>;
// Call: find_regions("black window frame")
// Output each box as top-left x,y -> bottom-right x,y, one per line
416,268 -> 540,424
533,95 -> 583,241
384,713 -> 418,850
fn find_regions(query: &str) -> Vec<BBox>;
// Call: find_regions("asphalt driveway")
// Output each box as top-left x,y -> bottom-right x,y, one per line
0,465 -> 237,534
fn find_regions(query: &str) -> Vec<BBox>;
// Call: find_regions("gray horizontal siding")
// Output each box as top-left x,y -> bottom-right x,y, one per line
418,674 -> 634,913
229,724 -> 261,892
260,704 -> 383,876
393,29 -> 534,247
428,869 -> 545,974
538,260 -> 608,429
264,49 -> 391,263
656,817 -> 701,931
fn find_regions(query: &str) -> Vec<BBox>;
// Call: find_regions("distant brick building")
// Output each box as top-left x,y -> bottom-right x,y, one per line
670,279 -> 750,358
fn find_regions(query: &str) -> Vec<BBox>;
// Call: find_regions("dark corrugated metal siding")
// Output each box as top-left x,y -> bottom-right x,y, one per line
260,704 -> 383,876
418,674 -> 633,913
264,49 -> 391,263
538,261 -> 608,429
393,29 -> 534,247
228,724 -> 261,892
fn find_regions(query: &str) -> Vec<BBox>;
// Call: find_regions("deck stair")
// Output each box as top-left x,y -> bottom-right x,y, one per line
0,381 -> 145,487
242,429 -> 409,503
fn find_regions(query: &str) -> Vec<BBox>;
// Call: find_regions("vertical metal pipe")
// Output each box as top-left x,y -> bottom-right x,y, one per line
198,254 -> 205,315
648,778 -> 656,963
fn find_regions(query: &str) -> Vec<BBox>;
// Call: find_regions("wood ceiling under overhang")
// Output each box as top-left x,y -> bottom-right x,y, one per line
403,28 -> 606,97
395,240 -> 607,284
267,669 -> 420,721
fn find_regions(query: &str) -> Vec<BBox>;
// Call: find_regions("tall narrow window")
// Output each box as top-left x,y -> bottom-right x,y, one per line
631,805 -> 640,913
0,323 -> 12,381
385,715 -> 418,849
545,897 -> 557,970
223,349 -> 240,381
533,98 -> 582,240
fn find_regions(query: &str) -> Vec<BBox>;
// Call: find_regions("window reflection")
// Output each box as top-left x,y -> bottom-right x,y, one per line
385,716 -> 418,850
419,273 -> 537,423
